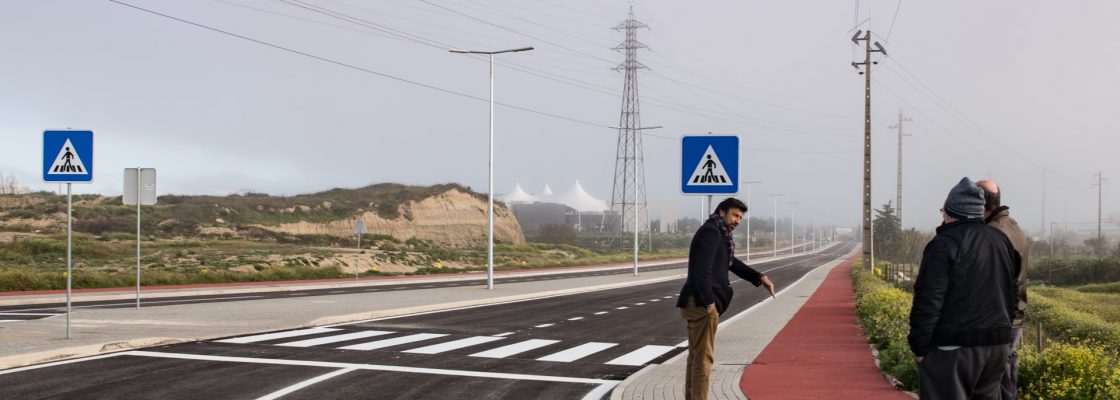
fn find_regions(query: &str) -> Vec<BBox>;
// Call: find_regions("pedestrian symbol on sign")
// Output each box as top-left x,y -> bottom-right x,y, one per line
48,139 -> 88,174
688,145 -> 731,186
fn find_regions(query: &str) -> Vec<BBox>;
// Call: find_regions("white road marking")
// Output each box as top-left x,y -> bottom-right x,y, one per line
218,327 -> 339,344
537,342 -> 617,363
605,345 -> 677,366
123,351 -> 619,385
0,320 -> 19,323
255,368 -> 356,400
278,331 -> 393,347
470,339 -> 559,359
581,381 -> 620,400
534,323 -> 554,328
339,333 -> 447,351
0,312 -> 61,316
594,311 -> 608,315
635,303 -> 646,306
404,336 -> 505,354
567,317 -> 583,321
650,299 -> 660,302
616,307 -> 628,310
494,332 -> 515,337
663,296 -> 672,299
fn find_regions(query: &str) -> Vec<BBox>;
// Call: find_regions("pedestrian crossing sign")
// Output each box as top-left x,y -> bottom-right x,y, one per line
43,130 -> 94,183
681,135 -> 739,195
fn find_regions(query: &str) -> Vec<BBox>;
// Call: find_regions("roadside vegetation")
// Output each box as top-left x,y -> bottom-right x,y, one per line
853,201 -> 1120,399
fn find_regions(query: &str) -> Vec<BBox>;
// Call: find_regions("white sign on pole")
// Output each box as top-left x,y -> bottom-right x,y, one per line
124,168 -> 157,205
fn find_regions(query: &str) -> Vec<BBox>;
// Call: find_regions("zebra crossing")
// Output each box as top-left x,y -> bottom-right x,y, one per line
216,327 -> 684,367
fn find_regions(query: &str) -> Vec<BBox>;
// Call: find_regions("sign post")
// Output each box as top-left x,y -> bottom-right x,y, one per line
124,168 -> 157,309
353,218 -> 367,281
43,130 -> 94,339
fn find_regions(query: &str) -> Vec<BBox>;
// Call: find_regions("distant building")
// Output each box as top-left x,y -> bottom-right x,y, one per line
500,180 -> 609,233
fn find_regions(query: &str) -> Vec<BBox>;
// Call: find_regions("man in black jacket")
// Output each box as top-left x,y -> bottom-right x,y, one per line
677,197 -> 775,400
909,178 -> 1020,400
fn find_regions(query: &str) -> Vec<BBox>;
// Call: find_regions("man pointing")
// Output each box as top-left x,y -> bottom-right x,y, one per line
677,197 -> 776,400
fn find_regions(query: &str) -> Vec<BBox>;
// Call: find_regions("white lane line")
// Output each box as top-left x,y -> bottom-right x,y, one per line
0,312 -> 61,316
537,342 -> 618,363
278,331 -> 394,348
649,299 -> 660,302
605,345 -> 677,366
495,332 -> 515,337
635,303 -> 646,306
534,323 -> 554,328
594,311 -> 608,315
616,306 -> 628,310
123,351 -> 619,385
339,333 -> 447,351
470,339 -> 559,359
404,336 -> 504,354
0,320 -> 19,323
218,327 -> 339,344
567,317 -> 583,321
255,368 -> 356,400
663,296 -> 672,299
581,381 -> 620,400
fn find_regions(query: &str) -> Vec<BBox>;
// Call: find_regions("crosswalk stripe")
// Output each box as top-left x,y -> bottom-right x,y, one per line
218,327 -> 339,344
605,345 -> 677,366
470,339 -> 559,359
537,342 -> 618,363
339,333 -> 447,351
277,331 -> 394,347
404,336 -> 505,354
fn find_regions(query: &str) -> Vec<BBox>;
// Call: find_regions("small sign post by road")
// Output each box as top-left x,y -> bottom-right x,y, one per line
353,218 -> 368,281
43,129 -> 94,339
124,168 -> 157,309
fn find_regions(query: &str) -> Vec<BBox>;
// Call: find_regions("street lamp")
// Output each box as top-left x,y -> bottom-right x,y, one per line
742,181 -> 762,261
450,46 -> 534,290
770,193 -> 786,257
787,201 -> 800,254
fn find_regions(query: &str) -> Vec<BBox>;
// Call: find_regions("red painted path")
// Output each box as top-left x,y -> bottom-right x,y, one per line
740,255 -> 913,399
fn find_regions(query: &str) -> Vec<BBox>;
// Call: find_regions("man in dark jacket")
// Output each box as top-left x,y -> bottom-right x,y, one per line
977,180 -> 1030,400
677,197 -> 776,400
909,177 -> 1020,400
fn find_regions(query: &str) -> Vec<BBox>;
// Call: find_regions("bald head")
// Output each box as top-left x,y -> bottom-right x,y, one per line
976,180 -> 1001,213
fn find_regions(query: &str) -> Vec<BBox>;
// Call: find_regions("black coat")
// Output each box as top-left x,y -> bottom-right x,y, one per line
676,219 -> 764,315
908,219 -> 1019,357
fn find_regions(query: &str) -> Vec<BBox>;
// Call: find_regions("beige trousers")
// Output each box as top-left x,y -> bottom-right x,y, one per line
681,296 -> 719,400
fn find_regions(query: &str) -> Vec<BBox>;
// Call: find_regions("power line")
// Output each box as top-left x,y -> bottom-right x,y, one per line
885,0 -> 904,42
106,0 -> 609,129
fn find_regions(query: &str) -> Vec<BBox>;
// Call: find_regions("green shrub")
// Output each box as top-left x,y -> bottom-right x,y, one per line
1019,341 -> 1120,400
879,340 -> 919,391
1077,282 -> 1120,294
851,263 -> 917,390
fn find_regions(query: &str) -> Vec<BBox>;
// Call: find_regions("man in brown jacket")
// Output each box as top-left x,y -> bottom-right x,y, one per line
977,180 -> 1029,400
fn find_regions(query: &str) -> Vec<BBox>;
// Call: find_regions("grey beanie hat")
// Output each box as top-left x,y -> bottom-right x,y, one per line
943,177 -> 986,219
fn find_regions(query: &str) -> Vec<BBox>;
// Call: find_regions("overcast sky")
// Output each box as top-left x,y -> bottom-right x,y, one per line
2,0 -> 1117,235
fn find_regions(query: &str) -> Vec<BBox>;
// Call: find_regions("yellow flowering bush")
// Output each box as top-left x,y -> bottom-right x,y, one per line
1019,341 -> 1120,399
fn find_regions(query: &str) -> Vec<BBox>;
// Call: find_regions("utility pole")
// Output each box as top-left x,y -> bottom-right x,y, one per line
742,181 -> 762,261
1092,172 -> 1106,255
770,193 -> 786,257
851,30 -> 886,271
889,109 -> 911,228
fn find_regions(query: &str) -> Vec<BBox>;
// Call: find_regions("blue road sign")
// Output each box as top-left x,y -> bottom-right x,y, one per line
43,130 -> 94,183
681,135 -> 739,195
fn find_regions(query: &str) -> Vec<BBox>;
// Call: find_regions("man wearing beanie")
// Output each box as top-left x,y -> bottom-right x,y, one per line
908,177 -> 1021,399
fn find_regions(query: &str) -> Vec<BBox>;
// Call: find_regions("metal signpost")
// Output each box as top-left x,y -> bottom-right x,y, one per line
353,218 -> 367,281
43,130 -> 94,339
124,168 -> 157,309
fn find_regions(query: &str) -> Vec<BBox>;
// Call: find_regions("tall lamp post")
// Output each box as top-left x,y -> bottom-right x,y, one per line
787,201 -> 800,253
770,193 -> 786,257
742,181 -> 762,261
450,46 -> 534,290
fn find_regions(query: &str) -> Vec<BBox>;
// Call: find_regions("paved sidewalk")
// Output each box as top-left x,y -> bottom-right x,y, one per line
612,246 -> 861,400
740,255 -> 913,399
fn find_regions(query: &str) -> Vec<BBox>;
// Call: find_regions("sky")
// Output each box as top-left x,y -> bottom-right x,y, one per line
2,0 -> 1118,236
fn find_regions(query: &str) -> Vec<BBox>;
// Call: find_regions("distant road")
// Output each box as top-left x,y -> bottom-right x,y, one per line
0,243 -> 853,399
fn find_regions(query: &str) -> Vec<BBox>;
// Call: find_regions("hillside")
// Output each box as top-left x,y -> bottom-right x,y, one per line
0,183 -> 525,247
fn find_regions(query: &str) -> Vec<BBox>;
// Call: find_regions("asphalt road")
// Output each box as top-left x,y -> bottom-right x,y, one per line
0,244 -> 815,318
0,242 -> 853,400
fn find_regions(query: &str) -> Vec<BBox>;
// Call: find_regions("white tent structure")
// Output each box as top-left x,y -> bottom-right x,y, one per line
540,184 -> 555,197
499,182 -> 536,204
551,180 -> 609,213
